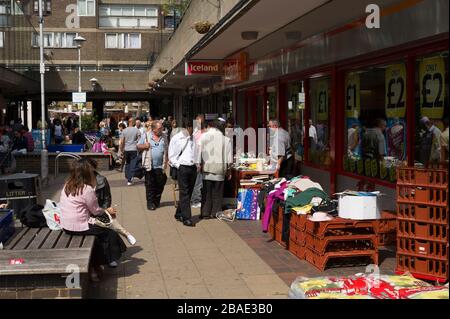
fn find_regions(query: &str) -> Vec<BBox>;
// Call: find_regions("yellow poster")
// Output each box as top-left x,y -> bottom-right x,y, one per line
385,63 -> 406,118
420,57 -> 446,119
316,80 -> 328,121
345,73 -> 360,118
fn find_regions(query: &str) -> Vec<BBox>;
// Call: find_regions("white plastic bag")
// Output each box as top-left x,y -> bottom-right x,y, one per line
42,199 -> 62,230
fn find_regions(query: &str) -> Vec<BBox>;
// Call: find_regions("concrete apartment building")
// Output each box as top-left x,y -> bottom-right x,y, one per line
1,0 -> 175,125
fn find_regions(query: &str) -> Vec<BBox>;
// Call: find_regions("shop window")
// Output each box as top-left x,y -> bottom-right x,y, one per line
343,62 -> 407,182
414,51 -> 449,166
309,77 -> 331,167
266,86 -> 277,122
286,81 -> 305,161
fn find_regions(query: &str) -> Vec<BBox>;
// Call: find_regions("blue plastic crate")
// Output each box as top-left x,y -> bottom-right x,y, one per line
47,144 -> 84,153
0,209 -> 14,245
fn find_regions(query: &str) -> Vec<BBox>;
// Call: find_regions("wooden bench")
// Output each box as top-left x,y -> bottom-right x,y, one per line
0,227 -> 95,299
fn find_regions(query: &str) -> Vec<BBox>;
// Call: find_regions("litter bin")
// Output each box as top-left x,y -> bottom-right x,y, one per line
0,173 -> 41,217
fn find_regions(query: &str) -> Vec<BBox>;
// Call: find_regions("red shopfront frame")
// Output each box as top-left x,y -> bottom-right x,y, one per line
234,33 -> 448,193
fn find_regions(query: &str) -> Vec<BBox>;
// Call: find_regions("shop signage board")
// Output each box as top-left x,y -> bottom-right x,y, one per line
185,61 -> 222,76
419,56 -> 445,119
224,52 -> 249,85
345,73 -> 360,119
72,92 -> 86,103
385,63 -> 406,119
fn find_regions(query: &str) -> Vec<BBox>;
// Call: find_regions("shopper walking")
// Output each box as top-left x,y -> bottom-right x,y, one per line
169,121 -> 196,227
138,121 -> 168,210
197,120 -> 232,219
191,114 -> 205,208
120,118 -> 141,185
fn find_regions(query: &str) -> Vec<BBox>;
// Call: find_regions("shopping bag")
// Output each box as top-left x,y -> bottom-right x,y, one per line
235,189 -> 260,220
42,199 -> 62,230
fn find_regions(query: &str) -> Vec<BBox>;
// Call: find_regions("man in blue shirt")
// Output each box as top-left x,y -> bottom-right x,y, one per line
137,121 -> 168,211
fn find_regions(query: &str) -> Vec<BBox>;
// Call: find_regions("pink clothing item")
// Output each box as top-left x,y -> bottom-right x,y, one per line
59,185 -> 104,232
262,182 -> 288,232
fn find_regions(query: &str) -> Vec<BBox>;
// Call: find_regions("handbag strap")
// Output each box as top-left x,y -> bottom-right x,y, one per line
177,137 -> 190,161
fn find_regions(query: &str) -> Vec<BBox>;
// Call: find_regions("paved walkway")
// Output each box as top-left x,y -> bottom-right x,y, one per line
43,171 -> 289,299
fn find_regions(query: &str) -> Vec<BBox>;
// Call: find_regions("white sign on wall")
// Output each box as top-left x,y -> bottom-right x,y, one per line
72,92 -> 86,103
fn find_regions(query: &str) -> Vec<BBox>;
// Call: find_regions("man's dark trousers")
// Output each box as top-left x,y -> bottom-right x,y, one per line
175,165 -> 197,221
201,180 -> 224,218
145,168 -> 167,207
124,150 -> 138,182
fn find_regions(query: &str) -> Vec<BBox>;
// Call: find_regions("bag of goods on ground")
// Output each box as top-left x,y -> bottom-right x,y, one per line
289,274 -> 448,299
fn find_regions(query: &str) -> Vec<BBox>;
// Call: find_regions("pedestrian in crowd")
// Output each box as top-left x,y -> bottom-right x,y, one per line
440,118 -> 449,162
169,121 -> 196,227
37,117 -> 48,130
120,118 -> 141,186
72,126 -> 87,146
417,116 -> 441,164
13,118 -> 24,132
109,116 -> 118,134
361,118 -> 387,161
308,119 -> 318,151
117,123 -> 126,172
65,116 -> 72,134
118,117 -> 128,128
99,121 -> 107,136
61,135 -> 72,144
138,121 -> 168,211
84,158 -> 136,246
268,119 -> 294,178
54,119 -> 64,144
0,127 -> 10,153
21,127 -> 34,152
191,114 -> 205,208
170,119 -> 182,140
135,119 -> 146,137
197,119 -> 232,219
11,130 -> 27,155
59,159 -> 126,281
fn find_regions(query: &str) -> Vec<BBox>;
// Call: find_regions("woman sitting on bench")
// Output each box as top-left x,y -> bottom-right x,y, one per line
59,159 -> 126,282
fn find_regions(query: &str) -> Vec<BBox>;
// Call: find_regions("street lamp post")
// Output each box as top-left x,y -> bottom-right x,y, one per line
38,0 -> 48,186
74,35 -> 86,130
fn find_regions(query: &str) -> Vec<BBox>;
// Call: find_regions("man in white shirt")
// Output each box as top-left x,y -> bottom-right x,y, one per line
135,119 -> 146,137
308,119 -> 318,151
269,119 -> 294,178
169,121 -> 196,227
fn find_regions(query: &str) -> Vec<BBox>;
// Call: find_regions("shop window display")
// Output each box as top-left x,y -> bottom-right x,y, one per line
414,51 -> 449,166
309,77 -> 331,167
343,62 -> 407,182
286,81 -> 305,161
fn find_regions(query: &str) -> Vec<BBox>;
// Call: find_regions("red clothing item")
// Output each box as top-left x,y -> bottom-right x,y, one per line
23,132 -> 34,152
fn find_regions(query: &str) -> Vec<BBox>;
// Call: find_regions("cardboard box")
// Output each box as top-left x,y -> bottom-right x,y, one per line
337,194 -> 381,220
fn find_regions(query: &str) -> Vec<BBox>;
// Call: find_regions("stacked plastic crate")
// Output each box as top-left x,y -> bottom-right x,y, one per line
396,167 -> 449,283
289,213 -> 378,271
268,206 -> 287,248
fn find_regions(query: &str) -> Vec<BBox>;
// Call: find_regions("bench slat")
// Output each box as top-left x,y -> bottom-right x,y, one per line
55,232 -> 72,248
27,229 -> 52,250
69,235 -> 84,248
13,228 -> 40,250
40,230 -> 63,249
81,236 -> 95,248
0,249 -> 92,275
4,227 -> 29,250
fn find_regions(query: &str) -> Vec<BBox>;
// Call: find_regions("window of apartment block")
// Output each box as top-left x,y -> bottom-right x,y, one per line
343,61 -> 407,182
0,31 -> 4,48
33,0 -> 52,15
78,0 -> 95,17
308,77 -> 331,167
99,4 -> 158,28
105,33 -> 141,49
414,51 -> 449,166
32,32 -> 78,48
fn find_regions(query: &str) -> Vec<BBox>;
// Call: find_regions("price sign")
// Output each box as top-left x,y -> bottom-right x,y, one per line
385,64 -> 406,118
420,56 -> 445,119
316,80 -> 329,121
345,73 -> 360,118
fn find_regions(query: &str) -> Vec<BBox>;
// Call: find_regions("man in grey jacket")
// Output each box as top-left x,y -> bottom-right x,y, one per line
196,120 -> 232,219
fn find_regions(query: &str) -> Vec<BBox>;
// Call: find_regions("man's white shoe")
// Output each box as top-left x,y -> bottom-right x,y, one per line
108,261 -> 118,268
191,203 -> 201,208
127,182 -> 132,186
127,234 -> 137,245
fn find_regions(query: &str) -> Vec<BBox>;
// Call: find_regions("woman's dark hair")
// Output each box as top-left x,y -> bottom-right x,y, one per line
85,157 -> 98,170
64,159 -> 96,196
118,123 -> 126,129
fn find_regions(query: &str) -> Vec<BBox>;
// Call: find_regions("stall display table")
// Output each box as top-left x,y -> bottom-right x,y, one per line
231,168 -> 278,198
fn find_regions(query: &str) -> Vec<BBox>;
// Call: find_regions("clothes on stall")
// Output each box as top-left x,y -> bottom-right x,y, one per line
261,181 -> 288,232
284,188 -> 329,215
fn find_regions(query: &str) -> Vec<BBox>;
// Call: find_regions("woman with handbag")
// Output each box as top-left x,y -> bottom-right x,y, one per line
59,159 -> 127,282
